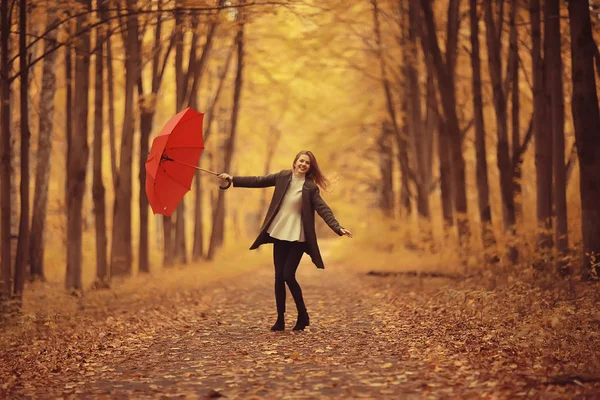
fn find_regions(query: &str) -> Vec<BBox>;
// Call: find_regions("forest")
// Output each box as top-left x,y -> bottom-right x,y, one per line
1,0 -> 600,398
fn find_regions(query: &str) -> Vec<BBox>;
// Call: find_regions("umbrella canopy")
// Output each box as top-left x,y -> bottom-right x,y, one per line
145,107 -> 204,216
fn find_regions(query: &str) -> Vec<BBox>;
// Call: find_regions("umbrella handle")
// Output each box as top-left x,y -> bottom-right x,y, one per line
219,176 -> 232,190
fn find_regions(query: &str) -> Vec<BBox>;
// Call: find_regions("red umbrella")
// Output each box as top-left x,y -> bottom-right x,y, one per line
145,107 -> 230,217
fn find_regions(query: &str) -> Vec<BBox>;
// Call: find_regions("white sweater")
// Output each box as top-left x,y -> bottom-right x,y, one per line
267,174 -> 305,242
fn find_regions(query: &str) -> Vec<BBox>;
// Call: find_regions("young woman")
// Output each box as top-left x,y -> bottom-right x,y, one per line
218,150 -> 353,331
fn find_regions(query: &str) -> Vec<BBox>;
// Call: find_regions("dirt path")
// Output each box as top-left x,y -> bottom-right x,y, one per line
3,257 -> 597,399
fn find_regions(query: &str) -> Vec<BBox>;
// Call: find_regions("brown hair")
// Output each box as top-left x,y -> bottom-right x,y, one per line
292,150 -> 330,190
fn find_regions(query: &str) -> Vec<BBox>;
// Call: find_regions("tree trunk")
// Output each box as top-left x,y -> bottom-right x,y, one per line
420,0 -> 469,242
208,24 -> 244,260
138,0 -> 172,272
378,122 -> 394,217
66,0 -> 92,291
106,31 -> 118,192
484,0 -> 517,262
545,0 -> 567,272
110,0 -> 139,276
30,4 -> 59,282
421,39 -> 452,231
406,1 -> 429,222
172,4 -> 187,265
192,159 -> 205,261
470,0 -> 494,250
139,110 -> 152,272
567,0 -> 600,279
163,218 -> 174,267
0,0 -> 12,301
438,123 -> 454,229
373,0 -> 412,220
64,25 -> 73,217
14,0 -> 30,300
510,9 -> 522,220
93,0 -> 108,286
532,0 -> 553,256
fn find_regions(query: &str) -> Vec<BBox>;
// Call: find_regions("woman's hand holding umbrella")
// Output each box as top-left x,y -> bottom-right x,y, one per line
218,173 -> 232,183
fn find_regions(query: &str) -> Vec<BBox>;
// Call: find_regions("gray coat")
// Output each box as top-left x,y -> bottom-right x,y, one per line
232,169 -> 343,269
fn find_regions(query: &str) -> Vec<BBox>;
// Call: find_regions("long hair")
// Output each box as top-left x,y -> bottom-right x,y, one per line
292,150 -> 330,190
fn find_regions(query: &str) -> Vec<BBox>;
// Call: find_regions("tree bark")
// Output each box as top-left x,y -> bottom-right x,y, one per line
420,31 -> 451,230
208,23 -> 244,260
545,0 -> 568,272
110,0 -> 140,276
484,0 -> 517,262
93,0 -> 108,286
0,0 -> 12,301
420,0 -> 469,242
138,0 -> 173,272
510,12 -> 522,220
106,30 -> 118,192
66,0 -> 92,291
378,122 -> 394,217
567,0 -> 600,279
532,0 -> 553,255
14,0 -> 30,300
172,3 -> 188,265
470,0 -> 494,249
30,4 -> 59,282
192,157 -> 205,261
438,123 -> 454,229
373,0 -> 412,220
406,1 -> 430,221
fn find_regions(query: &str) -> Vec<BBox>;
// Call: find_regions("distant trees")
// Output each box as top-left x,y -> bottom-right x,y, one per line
366,0 -> 600,277
0,0 -> 274,309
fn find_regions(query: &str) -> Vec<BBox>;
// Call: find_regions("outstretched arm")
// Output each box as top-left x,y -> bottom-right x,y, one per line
310,187 -> 353,238
218,172 -> 279,188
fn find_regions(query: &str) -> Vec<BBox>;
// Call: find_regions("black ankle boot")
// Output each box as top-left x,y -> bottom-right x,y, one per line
271,313 -> 285,331
292,310 -> 309,331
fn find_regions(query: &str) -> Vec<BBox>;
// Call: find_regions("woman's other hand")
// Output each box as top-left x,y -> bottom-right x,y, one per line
218,173 -> 232,182
340,228 -> 354,238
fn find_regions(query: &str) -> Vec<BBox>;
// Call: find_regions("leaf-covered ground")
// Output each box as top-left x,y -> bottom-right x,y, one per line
2,256 -> 599,399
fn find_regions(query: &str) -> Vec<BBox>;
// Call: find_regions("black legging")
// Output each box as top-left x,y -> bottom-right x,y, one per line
273,239 -> 307,314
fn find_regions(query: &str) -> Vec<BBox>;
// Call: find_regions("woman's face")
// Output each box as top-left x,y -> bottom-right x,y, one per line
294,154 -> 311,176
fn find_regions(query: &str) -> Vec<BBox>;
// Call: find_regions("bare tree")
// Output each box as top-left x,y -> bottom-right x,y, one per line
470,0 -> 494,250
378,122 -> 394,217
372,0 -> 414,223
420,0 -> 469,242
14,0 -> 31,300
405,1 -> 431,222
193,40 -> 236,260
567,0 -> 600,279
208,17 -> 245,260
30,2 -> 59,282
111,0 -> 140,276
66,0 -> 92,291
92,0 -> 109,287
0,0 -> 12,301
138,0 -> 175,272
510,3 -> 522,219
484,0 -> 517,262
532,0 -> 553,258
545,0 -> 567,272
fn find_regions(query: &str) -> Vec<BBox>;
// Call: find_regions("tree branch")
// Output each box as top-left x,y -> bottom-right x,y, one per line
8,1 -> 290,81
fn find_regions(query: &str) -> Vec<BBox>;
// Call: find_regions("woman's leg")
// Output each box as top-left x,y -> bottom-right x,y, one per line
272,240 -> 288,315
282,242 -> 307,314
